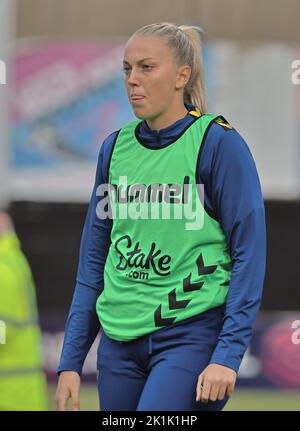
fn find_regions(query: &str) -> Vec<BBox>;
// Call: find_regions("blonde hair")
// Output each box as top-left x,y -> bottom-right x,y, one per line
132,22 -> 207,113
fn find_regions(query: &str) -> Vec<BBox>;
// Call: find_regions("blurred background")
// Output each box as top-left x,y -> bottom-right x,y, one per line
0,0 -> 300,411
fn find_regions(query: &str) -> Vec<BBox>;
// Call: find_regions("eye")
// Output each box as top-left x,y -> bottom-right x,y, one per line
142,65 -> 152,70
122,66 -> 130,74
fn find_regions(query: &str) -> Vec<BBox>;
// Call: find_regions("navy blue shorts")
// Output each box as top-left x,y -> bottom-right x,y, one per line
97,304 -> 229,411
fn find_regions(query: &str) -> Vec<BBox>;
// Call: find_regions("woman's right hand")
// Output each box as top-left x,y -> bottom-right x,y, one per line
55,371 -> 81,411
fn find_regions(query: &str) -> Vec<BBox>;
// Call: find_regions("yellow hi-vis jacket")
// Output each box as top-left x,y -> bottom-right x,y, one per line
0,231 -> 48,410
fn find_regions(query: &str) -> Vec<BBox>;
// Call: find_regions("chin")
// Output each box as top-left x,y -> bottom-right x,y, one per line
131,107 -> 149,119
133,107 -> 159,120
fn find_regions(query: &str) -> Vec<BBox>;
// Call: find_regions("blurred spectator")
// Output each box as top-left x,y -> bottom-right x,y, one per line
0,210 -> 48,410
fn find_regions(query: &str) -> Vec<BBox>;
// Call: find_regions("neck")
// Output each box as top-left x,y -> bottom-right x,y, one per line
145,103 -> 188,132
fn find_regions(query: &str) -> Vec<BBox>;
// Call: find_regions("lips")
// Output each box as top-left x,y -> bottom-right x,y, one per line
130,95 -> 145,101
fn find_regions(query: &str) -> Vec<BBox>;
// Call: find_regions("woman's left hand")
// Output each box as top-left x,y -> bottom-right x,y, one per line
196,364 -> 237,403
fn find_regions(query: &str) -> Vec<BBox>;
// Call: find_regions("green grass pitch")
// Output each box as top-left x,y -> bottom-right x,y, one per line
48,385 -> 300,411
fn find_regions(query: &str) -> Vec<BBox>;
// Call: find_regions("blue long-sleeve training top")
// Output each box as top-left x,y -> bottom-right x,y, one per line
57,102 -> 266,374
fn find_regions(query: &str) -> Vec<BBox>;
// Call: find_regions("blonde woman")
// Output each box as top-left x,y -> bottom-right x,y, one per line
56,22 -> 266,411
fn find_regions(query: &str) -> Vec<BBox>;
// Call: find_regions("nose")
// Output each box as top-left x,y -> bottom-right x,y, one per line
127,67 -> 140,86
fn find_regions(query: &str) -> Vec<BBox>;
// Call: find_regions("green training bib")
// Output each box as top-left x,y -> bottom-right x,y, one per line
96,114 -> 232,341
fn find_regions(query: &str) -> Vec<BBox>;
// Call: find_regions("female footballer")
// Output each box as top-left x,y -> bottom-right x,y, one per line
55,22 -> 266,411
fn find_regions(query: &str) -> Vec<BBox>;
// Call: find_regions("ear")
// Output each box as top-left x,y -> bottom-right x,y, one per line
175,65 -> 191,90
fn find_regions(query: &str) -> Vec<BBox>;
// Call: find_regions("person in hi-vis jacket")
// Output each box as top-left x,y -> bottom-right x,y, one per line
0,211 -> 48,411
